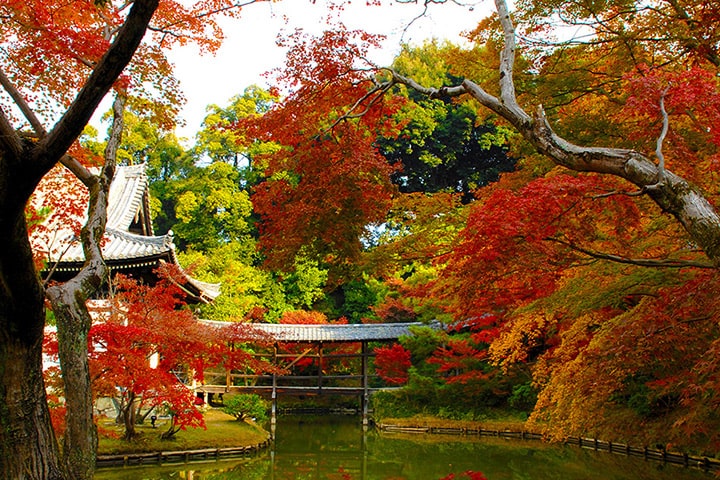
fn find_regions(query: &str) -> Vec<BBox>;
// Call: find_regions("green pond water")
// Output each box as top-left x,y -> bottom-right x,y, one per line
94,415 -> 714,480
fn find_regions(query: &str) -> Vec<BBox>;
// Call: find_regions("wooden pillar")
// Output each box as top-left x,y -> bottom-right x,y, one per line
271,344 -> 278,434
318,342 -> 323,393
361,341 -> 369,428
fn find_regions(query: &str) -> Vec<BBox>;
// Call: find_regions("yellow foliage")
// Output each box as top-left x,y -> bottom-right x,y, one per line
489,311 -> 557,370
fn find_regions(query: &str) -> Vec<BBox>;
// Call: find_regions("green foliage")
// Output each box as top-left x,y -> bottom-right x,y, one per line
400,326 -> 447,366
508,382 -> 538,411
370,390 -> 417,419
535,262 -> 680,319
171,161 -> 254,251
614,374 -> 679,419
339,278 -> 378,323
280,257 -> 329,310
378,41 -> 515,202
194,85 -> 279,174
178,245 -> 290,322
221,394 -> 268,423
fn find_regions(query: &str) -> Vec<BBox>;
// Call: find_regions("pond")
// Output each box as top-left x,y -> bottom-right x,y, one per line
94,415 -> 714,480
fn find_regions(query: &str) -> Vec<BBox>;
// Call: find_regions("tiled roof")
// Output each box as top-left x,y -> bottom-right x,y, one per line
106,164 -> 150,232
33,164 -> 220,302
33,164 -> 159,264
51,228 -> 172,266
203,321 -> 424,342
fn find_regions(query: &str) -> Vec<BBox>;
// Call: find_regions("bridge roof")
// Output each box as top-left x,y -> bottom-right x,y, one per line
252,322 -> 422,342
203,321 -> 424,343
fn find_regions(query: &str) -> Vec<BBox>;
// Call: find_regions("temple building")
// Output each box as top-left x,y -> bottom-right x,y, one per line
31,163 -> 219,303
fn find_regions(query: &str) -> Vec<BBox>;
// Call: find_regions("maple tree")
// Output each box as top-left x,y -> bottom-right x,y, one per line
45,267 -> 276,442
234,0 -> 720,452
3,0 -> 718,477
1,1 -> 157,476
244,25 -> 405,277
0,0 -> 264,477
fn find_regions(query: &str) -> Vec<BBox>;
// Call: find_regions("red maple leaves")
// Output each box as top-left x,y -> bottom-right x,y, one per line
374,343 -> 411,385
240,24 -> 405,271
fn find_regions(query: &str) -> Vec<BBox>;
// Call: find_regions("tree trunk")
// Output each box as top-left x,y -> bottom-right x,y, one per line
45,93 -> 123,480
45,292 -> 97,480
0,212 -> 64,479
123,392 -> 138,441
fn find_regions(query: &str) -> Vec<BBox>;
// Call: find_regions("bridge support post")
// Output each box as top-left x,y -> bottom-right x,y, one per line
271,345 -> 278,438
361,341 -> 369,429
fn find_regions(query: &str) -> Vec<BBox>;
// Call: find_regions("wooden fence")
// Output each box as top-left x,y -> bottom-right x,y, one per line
96,440 -> 270,468
376,424 -> 720,473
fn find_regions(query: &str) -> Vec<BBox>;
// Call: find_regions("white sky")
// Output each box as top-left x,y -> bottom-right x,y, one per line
164,0 -> 490,142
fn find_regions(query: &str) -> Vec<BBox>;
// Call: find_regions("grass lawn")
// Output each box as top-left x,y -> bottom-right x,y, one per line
97,408 -> 269,455
376,413 -> 529,433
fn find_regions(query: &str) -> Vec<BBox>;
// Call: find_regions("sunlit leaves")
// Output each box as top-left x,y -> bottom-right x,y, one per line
84,265 -> 276,439
195,85 -> 280,169
526,269 -> 720,448
171,161 -> 254,250
29,165 -> 91,269
379,41 -> 515,202
439,172 -> 643,316
0,0 -> 250,131
623,66 -> 720,186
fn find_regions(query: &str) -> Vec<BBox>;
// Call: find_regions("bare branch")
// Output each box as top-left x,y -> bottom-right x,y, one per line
495,0 -> 520,109
392,70 -> 467,98
592,189 -> 646,199
655,86 -> 670,180
546,236 -> 715,269
653,315 -> 713,335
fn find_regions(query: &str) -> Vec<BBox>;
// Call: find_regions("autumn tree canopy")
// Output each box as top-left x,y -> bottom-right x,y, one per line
220,0 -> 720,451
4,0 -> 720,477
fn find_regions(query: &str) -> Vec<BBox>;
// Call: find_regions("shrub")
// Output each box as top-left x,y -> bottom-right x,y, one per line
221,394 -> 268,423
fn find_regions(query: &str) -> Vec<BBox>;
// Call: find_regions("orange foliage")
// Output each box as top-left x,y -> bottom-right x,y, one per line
438,172 -> 645,317
242,24 -> 405,271
1,0 -> 249,130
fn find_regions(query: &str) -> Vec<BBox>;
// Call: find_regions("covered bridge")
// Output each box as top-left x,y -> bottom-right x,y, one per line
198,321 -> 426,424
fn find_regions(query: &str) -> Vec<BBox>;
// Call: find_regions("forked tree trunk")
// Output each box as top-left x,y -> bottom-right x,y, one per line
45,94 -> 123,480
0,2 -> 159,477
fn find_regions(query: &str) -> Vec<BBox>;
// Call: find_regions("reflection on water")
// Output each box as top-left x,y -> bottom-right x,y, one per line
94,415 -> 714,480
